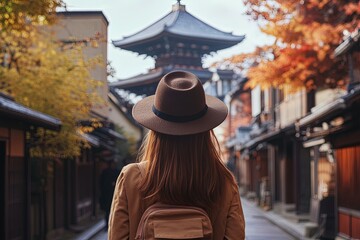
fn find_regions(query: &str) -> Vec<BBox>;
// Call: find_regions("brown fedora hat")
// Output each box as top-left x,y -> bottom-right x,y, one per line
132,71 -> 228,135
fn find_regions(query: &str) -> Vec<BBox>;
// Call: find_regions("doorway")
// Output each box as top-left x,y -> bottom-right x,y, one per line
0,141 -> 6,240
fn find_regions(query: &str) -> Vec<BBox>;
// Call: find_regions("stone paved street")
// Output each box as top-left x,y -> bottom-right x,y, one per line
242,198 -> 296,240
89,228 -> 107,240
89,197 -> 296,240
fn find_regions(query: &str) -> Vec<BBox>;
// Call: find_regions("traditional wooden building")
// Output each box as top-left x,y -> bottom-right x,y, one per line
298,28 -> 360,240
108,89 -> 144,146
224,79 -> 252,186
110,1 -> 245,109
0,93 -> 61,240
234,85 -> 343,237
230,28 -> 359,239
30,11 -> 127,239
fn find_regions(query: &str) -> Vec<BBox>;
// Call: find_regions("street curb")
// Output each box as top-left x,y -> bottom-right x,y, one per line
72,220 -> 106,240
261,211 -> 311,240
241,198 -> 310,240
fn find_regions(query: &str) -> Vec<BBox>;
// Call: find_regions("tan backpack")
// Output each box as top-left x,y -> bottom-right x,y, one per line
135,163 -> 213,240
135,203 -> 213,239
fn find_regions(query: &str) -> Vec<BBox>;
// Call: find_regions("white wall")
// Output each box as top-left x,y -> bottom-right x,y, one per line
251,86 -> 261,117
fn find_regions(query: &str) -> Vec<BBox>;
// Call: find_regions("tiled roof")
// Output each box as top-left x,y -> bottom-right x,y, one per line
298,88 -> 360,128
109,66 -> 213,89
335,28 -> 360,56
113,4 -> 244,48
57,11 -> 109,26
0,94 -> 61,130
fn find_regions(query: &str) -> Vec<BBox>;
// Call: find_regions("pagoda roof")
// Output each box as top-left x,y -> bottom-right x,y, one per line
109,66 -> 213,95
110,69 -> 166,89
112,4 -> 244,53
109,67 -> 213,88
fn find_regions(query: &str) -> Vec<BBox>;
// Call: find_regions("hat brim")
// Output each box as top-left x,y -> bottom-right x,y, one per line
132,95 -> 228,135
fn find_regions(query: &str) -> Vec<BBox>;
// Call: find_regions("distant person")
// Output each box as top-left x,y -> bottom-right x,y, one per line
99,161 -> 119,229
108,71 -> 245,239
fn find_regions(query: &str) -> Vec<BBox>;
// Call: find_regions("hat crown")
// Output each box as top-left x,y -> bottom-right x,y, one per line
154,71 -> 206,117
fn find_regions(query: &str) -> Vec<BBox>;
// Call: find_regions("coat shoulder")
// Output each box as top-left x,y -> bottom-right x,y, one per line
120,162 -> 146,190
121,161 -> 147,175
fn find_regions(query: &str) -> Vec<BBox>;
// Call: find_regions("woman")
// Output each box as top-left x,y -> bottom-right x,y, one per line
109,71 -> 245,239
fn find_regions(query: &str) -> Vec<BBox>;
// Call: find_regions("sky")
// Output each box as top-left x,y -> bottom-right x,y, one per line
63,0 -> 273,80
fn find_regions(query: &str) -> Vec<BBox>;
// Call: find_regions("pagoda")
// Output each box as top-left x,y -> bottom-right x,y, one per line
110,1 -> 245,100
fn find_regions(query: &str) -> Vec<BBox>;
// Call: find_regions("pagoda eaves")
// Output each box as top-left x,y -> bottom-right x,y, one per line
109,66 -> 214,96
111,3 -> 244,97
112,4 -> 245,56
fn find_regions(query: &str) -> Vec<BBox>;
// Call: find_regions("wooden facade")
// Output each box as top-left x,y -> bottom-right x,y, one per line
231,82 -> 346,238
30,157 -> 70,239
336,145 -> 360,239
0,128 -> 27,240
0,94 -> 61,240
37,11 -> 129,239
224,27 -> 358,240
237,86 -> 310,211
30,146 -> 112,239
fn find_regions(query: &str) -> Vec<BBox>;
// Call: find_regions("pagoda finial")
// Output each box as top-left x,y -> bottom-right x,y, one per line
172,0 -> 185,11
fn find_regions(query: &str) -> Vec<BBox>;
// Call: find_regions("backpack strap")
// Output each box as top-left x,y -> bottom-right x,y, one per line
137,161 -> 147,178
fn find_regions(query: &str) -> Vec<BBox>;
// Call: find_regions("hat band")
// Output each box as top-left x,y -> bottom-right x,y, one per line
152,105 -> 208,123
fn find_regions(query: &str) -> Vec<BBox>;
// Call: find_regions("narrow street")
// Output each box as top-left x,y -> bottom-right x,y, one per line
89,197 -> 295,240
89,229 -> 107,240
242,198 -> 295,240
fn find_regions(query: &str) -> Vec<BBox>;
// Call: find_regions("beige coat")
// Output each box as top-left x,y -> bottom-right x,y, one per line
108,162 -> 245,240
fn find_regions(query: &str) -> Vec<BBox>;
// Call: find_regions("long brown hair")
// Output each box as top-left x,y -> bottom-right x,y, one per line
138,130 -> 235,212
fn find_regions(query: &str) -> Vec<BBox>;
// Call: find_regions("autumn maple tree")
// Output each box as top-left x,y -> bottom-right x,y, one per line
0,0 -> 104,157
222,1 -> 360,91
